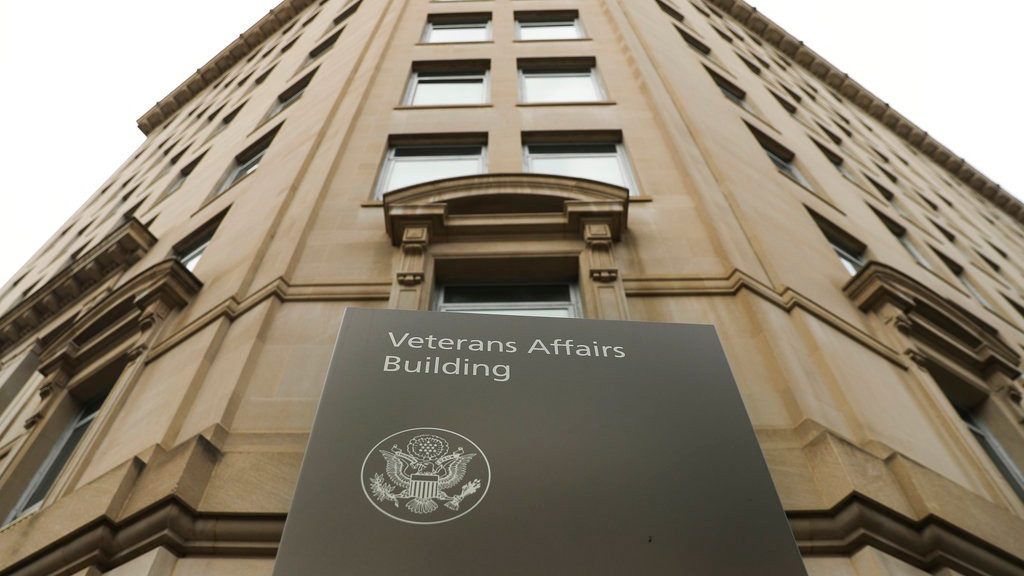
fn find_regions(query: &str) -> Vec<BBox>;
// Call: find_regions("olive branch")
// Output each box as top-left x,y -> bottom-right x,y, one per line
369,473 -> 400,507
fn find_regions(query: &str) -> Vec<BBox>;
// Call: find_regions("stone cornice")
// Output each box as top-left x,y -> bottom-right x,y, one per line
0,219 -> 156,358
136,0 -> 316,135
845,261 -> 1021,378
708,0 -> 1024,225
382,173 -> 630,246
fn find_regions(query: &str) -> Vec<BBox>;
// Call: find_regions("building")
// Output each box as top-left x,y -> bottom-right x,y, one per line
1,0 -> 1023,573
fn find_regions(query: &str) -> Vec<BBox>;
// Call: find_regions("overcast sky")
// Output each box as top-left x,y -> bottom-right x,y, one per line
0,1 -> 1021,287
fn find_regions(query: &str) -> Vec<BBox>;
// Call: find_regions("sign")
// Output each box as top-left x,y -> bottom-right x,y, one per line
273,308 -> 807,575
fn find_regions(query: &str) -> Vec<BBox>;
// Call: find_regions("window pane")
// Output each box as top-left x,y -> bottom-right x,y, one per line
412,77 -> 486,105
428,24 -> 489,43
518,22 -> 580,41
522,73 -> 599,103
387,157 -> 482,192
444,284 -> 571,304
180,244 -> 207,272
529,155 -> 625,188
451,308 -> 573,318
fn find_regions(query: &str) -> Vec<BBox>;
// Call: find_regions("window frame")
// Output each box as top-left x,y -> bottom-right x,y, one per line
4,393 -> 107,524
518,67 -> 604,104
422,18 -> 492,43
434,283 -> 581,318
375,144 -> 488,199
522,141 -> 639,197
404,69 -> 490,106
515,17 -> 584,41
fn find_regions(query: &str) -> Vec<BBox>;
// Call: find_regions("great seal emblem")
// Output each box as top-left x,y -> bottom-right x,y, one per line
361,427 -> 490,524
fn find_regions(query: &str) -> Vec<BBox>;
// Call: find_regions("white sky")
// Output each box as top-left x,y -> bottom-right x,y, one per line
0,0 -> 1021,287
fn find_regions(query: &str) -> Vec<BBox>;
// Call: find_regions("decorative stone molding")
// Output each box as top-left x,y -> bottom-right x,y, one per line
382,174 -> 631,318
136,0 -> 316,135
38,259 -> 202,373
382,173 -> 629,246
18,260 -> 201,431
845,262 -> 1021,381
0,219 -> 157,358
708,0 -> 1024,225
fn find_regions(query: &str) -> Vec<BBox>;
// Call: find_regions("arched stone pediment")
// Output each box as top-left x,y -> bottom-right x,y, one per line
845,261 -> 1020,378
382,174 -> 629,246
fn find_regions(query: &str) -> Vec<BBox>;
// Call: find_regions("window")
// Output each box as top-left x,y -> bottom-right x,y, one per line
655,0 -> 685,23
423,14 -> 491,43
810,212 -> 866,276
748,126 -> 812,189
873,209 -> 930,269
333,0 -> 361,26
524,136 -> 638,196
178,235 -> 211,273
928,363 -> 1024,503
436,284 -> 579,318
705,67 -> 749,111
958,409 -> 1024,501
5,393 -> 107,522
376,141 -> 486,198
519,59 -> 602,103
2,351 -> 127,525
770,91 -> 797,114
515,11 -> 583,41
164,152 -> 206,197
268,68 -> 318,118
812,141 -> 856,182
936,251 -> 989,306
676,27 -> 711,56
405,63 -> 489,106
308,28 -> 342,61
217,126 -> 280,194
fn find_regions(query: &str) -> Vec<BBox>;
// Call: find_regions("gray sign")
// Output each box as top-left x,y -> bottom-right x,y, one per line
274,308 -> 807,575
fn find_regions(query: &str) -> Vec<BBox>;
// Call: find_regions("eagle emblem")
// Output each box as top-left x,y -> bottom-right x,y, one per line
362,428 -> 489,524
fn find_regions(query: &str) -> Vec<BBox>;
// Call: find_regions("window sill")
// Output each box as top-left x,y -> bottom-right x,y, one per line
516,100 -> 616,107
780,171 -> 844,215
513,37 -> 592,43
394,103 -> 493,111
415,41 -> 494,47
629,195 -> 653,203
362,201 -> 384,208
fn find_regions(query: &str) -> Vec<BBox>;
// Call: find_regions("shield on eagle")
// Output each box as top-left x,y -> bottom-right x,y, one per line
361,428 -> 490,524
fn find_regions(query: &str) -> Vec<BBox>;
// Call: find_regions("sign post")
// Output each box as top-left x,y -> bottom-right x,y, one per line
273,308 -> 807,575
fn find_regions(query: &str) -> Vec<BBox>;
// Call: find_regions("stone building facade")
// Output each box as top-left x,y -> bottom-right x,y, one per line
1,0 -> 1023,574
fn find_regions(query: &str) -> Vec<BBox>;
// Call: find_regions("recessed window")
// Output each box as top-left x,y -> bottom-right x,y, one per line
164,152 -> 206,197
656,0 -> 685,22
705,67 -> 749,111
268,68 -> 318,119
873,208 -> 930,269
676,27 -> 711,56
217,126 -> 280,194
3,358 -> 127,524
519,58 -> 602,103
936,251 -> 989,306
423,14 -> 491,43
748,126 -> 812,189
308,28 -> 342,61
810,212 -> 866,276
958,409 -> 1024,501
175,219 -> 220,274
436,283 -> 579,318
770,91 -> 797,114
812,141 -> 856,182
405,63 -> 489,106
736,53 -> 761,75
333,0 -> 361,26
515,11 -> 583,41
376,140 -> 487,199
524,134 -> 638,196
5,393 -> 107,522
